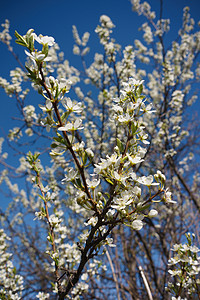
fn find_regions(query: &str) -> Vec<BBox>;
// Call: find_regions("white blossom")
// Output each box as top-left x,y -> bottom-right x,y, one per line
58,119 -> 84,132
132,219 -> 143,230
34,34 -> 55,46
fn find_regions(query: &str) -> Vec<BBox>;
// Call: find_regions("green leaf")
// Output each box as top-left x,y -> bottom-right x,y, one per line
55,132 -> 71,147
15,40 -> 27,47
82,152 -> 88,165
13,266 -> 17,275
28,36 -> 34,52
75,177 -> 83,189
131,122 -> 138,135
137,83 -> 143,95
41,207 -> 46,214
48,232 -> 53,243
51,143 -> 58,149
25,66 -> 37,80
61,111 -> 70,122
38,194 -> 45,201
105,177 -> 114,185
55,84 -> 59,100
54,257 -> 59,267
53,133 -> 64,144
33,153 -> 40,160
25,29 -> 34,48
117,138 -> 124,153
137,203 -> 151,212
121,155 -> 127,163
42,43 -> 49,57
15,31 -> 27,47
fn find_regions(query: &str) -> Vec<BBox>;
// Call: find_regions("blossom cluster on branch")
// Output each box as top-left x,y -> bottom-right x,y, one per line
0,0 -> 199,299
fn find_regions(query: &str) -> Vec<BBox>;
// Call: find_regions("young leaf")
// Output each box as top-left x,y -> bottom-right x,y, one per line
117,138 -> 124,153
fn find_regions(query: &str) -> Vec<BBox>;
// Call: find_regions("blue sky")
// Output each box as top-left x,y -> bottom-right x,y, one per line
0,0 -> 199,210
0,0 -> 199,148
1,0 -> 200,75
0,0 -> 199,144
0,0 -> 200,127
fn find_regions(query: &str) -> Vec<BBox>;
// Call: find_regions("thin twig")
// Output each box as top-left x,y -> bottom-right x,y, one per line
105,247 -> 121,300
138,265 -> 153,300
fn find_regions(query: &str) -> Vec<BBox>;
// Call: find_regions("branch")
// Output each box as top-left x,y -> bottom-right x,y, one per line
105,247 -> 121,300
168,156 -> 200,212
39,64 -> 99,214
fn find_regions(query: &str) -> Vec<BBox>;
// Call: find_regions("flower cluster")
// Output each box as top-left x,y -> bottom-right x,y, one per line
95,15 -> 119,60
91,78 -> 166,230
0,19 -> 12,48
0,229 -> 24,299
72,25 -> 90,57
166,233 -> 200,298
0,1 -> 199,298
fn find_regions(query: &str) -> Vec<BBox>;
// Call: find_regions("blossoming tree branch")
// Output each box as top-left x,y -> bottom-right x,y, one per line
0,0 -> 200,299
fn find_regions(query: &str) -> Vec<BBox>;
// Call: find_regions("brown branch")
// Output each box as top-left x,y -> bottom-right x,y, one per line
168,156 -> 200,212
39,64 -> 98,214
32,162 -> 61,291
